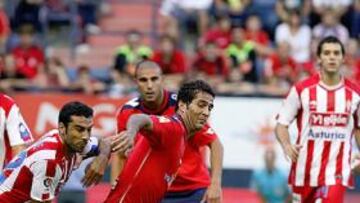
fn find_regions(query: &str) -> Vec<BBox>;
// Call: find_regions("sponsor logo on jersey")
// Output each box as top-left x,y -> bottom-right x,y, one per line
309,112 -> 349,127
308,129 -> 345,140
19,123 -> 31,141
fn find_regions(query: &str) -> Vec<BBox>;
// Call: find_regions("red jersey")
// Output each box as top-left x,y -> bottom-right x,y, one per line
152,50 -> 187,74
169,124 -> 216,192
105,115 -> 186,203
277,74 -> 360,187
192,53 -> 229,77
12,45 -> 44,79
116,90 -> 218,192
0,130 -> 100,202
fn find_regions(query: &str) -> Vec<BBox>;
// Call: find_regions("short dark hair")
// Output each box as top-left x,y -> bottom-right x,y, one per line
317,36 -> 345,57
176,80 -> 215,111
59,101 -> 93,127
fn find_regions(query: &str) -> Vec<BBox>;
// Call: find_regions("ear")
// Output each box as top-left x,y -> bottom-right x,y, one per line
59,122 -> 66,135
178,101 -> 187,113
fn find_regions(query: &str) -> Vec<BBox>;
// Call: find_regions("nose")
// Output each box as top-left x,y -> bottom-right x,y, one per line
146,81 -> 153,89
202,106 -> 210,117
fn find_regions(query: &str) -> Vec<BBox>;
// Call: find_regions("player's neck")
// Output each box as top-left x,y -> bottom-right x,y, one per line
143,90 -> 165,110
320,71 -> 342,87
59,134 -> 76,157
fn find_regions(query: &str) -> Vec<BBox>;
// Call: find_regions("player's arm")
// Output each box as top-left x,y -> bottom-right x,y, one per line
275,86 -> 301,162
6,100 -> 33,157
81,136 -> 112,187
202,138 -> 224,203
111,111 -> 129,184
111,114 -> 153,153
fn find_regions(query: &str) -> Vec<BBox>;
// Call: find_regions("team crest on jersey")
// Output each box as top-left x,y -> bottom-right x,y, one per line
19,123 -> 31,141
43,177 -> 53,188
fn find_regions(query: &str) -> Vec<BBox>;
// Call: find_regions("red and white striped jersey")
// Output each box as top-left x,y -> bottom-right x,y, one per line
277,74 -> 360,187
0,129 -> 99,202
0,93 -> 32,170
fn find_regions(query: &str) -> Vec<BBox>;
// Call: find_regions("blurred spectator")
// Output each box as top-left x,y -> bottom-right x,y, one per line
77,0 -> 101,35
246,0 -> 279,38
313,9 -> 350,45
210,0 -> 252,27
0,0 -> 10,54
70,65 -> 106,95
251,147 -> 290,203
113,30 -> 152,76
275,9 -> 312,65
33,56 -> 70,90
201,15 -> 232,49
160,0 -> 212,50
276,0 -> 312,23
107,69 -> 135,98
226,28 -> 258,83
312,0 -> 352,19
12,0 -> 44,32
152,35 -> 186,74
351,0 -> 360,38
344,38 -> 360,85
262,42 -> 297,95
12,24 -> 45,79
244,14 -> 273,56
0,54 -> 31,92
191,40 -> 229,86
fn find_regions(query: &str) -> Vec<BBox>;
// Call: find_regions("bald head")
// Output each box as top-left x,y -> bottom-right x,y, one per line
135,60 -> 164,106
135,60 -> 162,79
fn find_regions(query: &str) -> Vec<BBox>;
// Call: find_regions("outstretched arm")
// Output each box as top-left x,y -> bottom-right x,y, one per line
111,114 -> 153,153
202,138 -> 224,203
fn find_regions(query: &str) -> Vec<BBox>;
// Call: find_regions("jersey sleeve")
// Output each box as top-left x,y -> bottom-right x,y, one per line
6,101 -> 33,146
190,124 -> 217,147
140,115 -> 183,147
29,160 -> 62,202
116,107 -> 129,133
276,86 -> 301,126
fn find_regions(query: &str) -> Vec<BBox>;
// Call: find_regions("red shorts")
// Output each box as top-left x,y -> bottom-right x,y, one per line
292,185 -> 346,203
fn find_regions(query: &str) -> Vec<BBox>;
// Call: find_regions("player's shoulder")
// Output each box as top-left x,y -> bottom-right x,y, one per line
27,130 -> 61,160
118,97 -> 142,113
294,74 -> 320,95
344,78 -> 360,95
0,93 -> 16,113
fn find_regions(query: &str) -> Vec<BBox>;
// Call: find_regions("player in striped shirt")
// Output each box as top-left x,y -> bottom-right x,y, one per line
0,101 -> 111,203
275,36 -> 360,203
105,80 -> 215,203
0,93 -> 33,170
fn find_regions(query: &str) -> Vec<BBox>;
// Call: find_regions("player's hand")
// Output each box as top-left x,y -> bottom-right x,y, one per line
351,154 -> 360,174
110,131 -> 134,153
201,182 -> 222,203
81,154 -> 109,187
283,144 -> 302,162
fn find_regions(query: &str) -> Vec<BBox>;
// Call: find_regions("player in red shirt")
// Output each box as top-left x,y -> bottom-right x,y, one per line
111,61 -> 223,202
105,79 -> 216,203
0,101 -> 111,203
275,36 -> 360,203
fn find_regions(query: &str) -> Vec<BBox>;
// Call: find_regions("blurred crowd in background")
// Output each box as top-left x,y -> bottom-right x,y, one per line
0,0 -> 359,97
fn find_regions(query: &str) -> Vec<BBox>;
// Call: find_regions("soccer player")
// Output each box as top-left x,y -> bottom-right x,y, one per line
0,101 -> 111,203
111,60 -> 223,202
275,36 -> 360,203
105,80 -> 215,203
0,93 -> 32,170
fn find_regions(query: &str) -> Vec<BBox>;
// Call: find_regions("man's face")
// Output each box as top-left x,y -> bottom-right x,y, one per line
185,91 -> 214,131
62,115 -> 93,153
318,43 -> 344,74
136,67 -> 163,103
